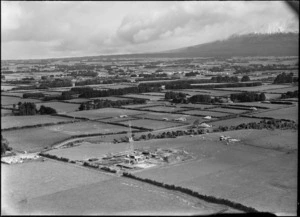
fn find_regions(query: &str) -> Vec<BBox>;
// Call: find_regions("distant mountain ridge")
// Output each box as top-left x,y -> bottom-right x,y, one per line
160,32 -> 299,57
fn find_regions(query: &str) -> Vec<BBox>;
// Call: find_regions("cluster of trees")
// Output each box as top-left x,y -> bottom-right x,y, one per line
214,119 -> 297,132
70,84 -> 160,98
39,78 -> 72,88
122,172 -> 258,213
273,72 -> 297,84
185,71 -> 200,77
78,98 -> 146,110
23,92 -> 45,99
140,73 -> 168,78
281,90 -> 298,99
164,91 -> 223,104
1,135 -> 12,155
68,71 -> 98,77
114,128 -> 209,143
241,75 -> 251,82
39,153 -> 69,162
230,92 -> 266,102
13,102 -> 57,115
211,75 -> 239,83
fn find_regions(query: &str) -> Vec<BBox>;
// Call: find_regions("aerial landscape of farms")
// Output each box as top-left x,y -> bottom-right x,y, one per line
1,54 -> 298,215
1,1 -> 299,215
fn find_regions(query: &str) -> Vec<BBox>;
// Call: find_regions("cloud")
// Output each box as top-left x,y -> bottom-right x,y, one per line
1,1 -> 298,59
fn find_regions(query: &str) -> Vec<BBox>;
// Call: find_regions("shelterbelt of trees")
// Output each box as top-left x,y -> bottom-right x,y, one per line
78,98 -> 146,110
273,72 -> 298,84
281,90 -> 298,99
12,102 -> 57,116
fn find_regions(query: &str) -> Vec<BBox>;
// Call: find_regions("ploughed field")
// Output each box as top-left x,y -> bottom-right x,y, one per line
1,115 -> 74,129
2,160 -> 230,215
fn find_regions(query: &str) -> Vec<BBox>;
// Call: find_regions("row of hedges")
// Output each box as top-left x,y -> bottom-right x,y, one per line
214,119 -> 298,132
39,152 -> 69,162
82,161 -> 117,173
114,128 -> 209,143
102,120 -> 152,132
1,120 -> 81,132
122,172 -> 258,213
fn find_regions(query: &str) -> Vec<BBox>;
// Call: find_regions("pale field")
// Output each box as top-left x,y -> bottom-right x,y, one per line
176,103 -> 217,110
251,105 -> 298,122
263,86 -> 298,94
1,86 -> 17,91
230,102 -> 287,109
63,98 -> 93,104
215,84 -> 292,92
90,96 -> 134,101
133,129 -> 297,214
1,109 -> 13,117
2,160 -> 229,215
121,94 -> 164,101
139,105 -> 188,113
141,92 -> 166,96
2,128 -> 71,152
35,102 -> 79,113
208,107 -> 249,114
1,92 -> 25,97
44,121 -> 129,136
133,112 -> 207,124
121,102 -> 167,109
1,115 -> 73,129
67,108 -> 146,120
182,110 -> 231,117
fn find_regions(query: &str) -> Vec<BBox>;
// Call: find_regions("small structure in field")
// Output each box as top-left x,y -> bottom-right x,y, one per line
204,116 -> 212,120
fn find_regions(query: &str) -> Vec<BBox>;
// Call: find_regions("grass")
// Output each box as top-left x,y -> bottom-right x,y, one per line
209,117 -> 264,128
90,96 -> 134,101
215,84 -> 292,92
67,108 -> 146,120
131,130 -> 297,214
64,98 -> 93,104
2,128 -> 71,152
207,107 -> 249,114
1,115 -> 74,129
45,121 -> 129,136
1,96 -> 41,106
118,118 -> 185,130
182,110 -> 231,117
140,105 -> 187,113
251,106 -> 298,122
121,94 -> 164,101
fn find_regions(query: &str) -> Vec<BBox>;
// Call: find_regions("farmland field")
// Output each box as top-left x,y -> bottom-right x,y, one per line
121,94 -> 164,101
133,112 -> 207,124
131,130 -> 297,214
1,96 -> 41,106
1,92 -> 25,97
230,102 -> 286,109
263,86 -> 298,94
90,96 -> 134,101
121,103 -> 167,109
139,105 -> 188,113
264,93 -> 281,100
209,117 -> 264,128
44,121 -> 130,136
1,85 -> 17,91
67,108 -> 146,120
64,98 -> 93,104
1,109 -> 13,117
251,106 -> 298,122
215,84 -> 292,92
118,118 -> 185,130
1,115 -> 74,129
177,103 -> 217,110
141,92 -> 166,96
2,160 -> 228,215
2,128 -> 71,152
35,102 -> 79,113
207,107 -> 249,114
182,110 -> 232,117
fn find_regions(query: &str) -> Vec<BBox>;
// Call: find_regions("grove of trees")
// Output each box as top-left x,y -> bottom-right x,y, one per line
230,92 -> 266,102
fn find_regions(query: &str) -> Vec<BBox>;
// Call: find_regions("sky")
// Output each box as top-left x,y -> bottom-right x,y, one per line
1,1 -> 299,60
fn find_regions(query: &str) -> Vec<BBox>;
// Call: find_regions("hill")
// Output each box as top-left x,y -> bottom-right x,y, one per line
160,32 -> 299,57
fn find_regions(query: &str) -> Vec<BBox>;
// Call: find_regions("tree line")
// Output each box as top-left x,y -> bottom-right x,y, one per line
281,90 -> 298,99
12,102 -> 57,116
78,98 -> 146,110
230,92 -> 266,102
273,72 -> 297,84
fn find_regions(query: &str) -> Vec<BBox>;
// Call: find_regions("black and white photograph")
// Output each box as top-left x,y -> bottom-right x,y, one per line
1,1 -> 299,215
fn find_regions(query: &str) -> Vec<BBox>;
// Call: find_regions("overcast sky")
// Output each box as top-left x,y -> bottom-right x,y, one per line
1,1 -> 298,60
